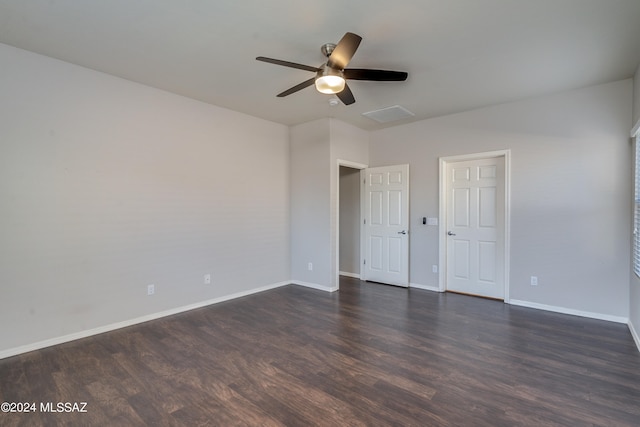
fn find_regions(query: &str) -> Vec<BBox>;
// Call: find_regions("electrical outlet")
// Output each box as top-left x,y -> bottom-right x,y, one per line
204,274 -> 211,285
432,265 -> 438,273
530,276 -> 538,286
308,262 -> 313,271
147,284 -> 155,295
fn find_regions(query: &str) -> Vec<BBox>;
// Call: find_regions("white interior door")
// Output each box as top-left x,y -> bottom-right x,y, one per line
363,164 -> 409,287
446,157 -> 505,299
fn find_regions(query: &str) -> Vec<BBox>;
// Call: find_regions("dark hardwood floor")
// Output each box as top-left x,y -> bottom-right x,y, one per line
1,277 -> 639,426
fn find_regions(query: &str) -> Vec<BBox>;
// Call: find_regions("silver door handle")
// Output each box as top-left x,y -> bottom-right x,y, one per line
398,230 -> 407,235
447,231 -> 456,236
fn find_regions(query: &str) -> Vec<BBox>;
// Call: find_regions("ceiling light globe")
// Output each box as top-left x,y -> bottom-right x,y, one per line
315,75 -> 346,94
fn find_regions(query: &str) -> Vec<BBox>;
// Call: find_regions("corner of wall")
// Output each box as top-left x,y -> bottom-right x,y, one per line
633,61 -> 640,125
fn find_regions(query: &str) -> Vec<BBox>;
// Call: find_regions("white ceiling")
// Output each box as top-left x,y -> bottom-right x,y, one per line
1,0 -> 639,130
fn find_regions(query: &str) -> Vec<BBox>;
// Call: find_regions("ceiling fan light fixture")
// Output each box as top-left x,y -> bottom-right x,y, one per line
315,75 -> 345,94
257,32 -> 408,104
315,66 -> 345,94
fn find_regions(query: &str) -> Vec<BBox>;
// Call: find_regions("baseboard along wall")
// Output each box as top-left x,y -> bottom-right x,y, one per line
0,281 -> 290,360
628,320 -> 640,353
509,299 -> 629,324
3,281 -> 636,359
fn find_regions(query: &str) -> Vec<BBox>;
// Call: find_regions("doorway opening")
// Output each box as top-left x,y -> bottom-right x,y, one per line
335,161 -> 410,290
335,160 -> 367,290
339,165 -> 362,280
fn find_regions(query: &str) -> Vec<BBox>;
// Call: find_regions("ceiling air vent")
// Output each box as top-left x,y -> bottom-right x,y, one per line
362,105 -> 414,123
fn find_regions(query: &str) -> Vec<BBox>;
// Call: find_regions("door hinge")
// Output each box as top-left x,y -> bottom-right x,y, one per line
363,259 -> 366,265
364,218 -> 366,225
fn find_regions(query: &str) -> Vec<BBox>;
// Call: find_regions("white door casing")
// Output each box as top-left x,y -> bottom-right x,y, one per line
442,154 -> 508,299
335,159 -> 367,289
362,165 -> 410,287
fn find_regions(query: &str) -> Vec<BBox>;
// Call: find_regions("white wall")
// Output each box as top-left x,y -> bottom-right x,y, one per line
371,80 -> 632,320
0,43 -> 290,356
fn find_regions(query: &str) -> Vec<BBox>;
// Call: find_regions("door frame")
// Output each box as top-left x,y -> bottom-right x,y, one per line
438,150 -> 511,302
334,159 -> 368,290
360,164 -> 410,287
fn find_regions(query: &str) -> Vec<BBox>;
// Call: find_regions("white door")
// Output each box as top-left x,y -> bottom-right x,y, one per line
446,157 -> 505,299
363,164 -> 409,287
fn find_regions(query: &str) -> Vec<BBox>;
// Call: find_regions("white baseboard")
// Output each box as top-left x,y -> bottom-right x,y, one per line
409,283 -> 442,292
0,281 -> 290,360
629,320 -> 640,353
6,282 -> 634,360
291,280 -> 338,293
339,271 -> 361,279
509,299 -> 629,324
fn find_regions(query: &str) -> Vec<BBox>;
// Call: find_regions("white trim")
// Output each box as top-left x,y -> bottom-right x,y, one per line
631,119 -> 640,138
0,281 -> 290,360
335,159 -> 368,292
438,150 -> 511,302
339,271 -> 361,279
409,282 -> 442,292
629,321 -> 640,353
338,159 -> 368,170
509,299 -> 629,324
360,169 -> 367,282
438,160 -> 446,291
292,280 -> 339,293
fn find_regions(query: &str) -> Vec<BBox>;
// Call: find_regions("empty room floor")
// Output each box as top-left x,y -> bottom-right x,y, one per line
1,277 -> 639,426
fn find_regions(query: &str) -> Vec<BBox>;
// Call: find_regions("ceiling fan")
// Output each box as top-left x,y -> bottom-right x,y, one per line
256,32 -> 408,105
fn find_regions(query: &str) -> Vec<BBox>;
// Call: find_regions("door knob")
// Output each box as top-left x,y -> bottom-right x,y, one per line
447,231 -> 456,236
398,230 -> 407,235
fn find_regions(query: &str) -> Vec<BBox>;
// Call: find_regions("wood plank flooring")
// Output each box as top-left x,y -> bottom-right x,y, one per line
1,277 -> 639,426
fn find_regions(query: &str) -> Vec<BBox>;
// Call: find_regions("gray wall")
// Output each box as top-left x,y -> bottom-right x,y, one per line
339,167 -> 361,276
630,63 -> 640,347
2,39 -> 636,356
0,43 -> 290,355
634,62 -> 640,125
290,119 -> 368,290
329,120 -> 369,287
370,79 -> 632,319
289,119 -> 332,288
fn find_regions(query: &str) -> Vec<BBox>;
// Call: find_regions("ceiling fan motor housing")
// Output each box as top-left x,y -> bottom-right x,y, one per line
321,43 -> 337,58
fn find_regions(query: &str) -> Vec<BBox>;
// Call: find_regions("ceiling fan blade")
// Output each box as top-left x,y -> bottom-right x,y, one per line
344,69 -> 408,81
336,83 -> 356,105
327,32 -> 362,70
277,77 -> 316,97
256,57 -> 319,73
